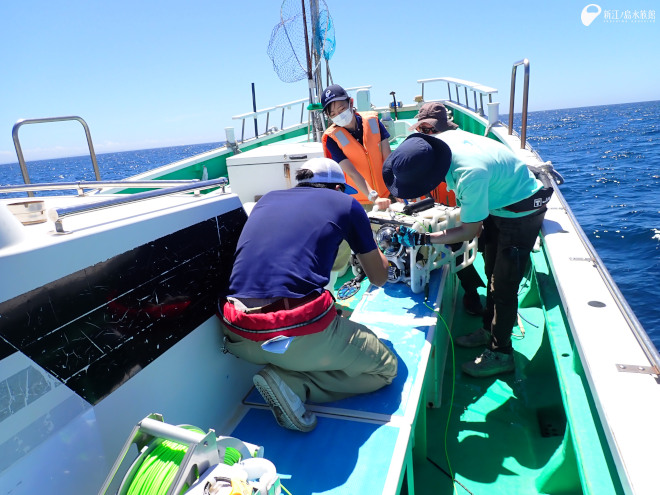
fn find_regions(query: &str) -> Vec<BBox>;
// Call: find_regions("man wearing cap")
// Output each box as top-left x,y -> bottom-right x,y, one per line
410,102 -> 486,317
382,130 -> 550,377
321,84 -> 392,210
220,157 -> 396,432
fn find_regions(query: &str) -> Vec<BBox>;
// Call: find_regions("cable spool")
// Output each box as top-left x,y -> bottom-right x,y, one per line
124,425 -> 204,495
122,429 -> 249,494
100,415 -> 270,495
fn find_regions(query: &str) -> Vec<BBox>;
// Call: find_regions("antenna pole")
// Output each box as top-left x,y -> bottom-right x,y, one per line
251,83 -> 258,138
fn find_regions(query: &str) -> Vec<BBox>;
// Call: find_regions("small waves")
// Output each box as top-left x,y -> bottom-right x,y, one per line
0,141 -> 223,199
528,100 -> 660,346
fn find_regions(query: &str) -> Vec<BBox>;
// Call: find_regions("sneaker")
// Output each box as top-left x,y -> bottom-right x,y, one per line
462,349 -> 515,377
455,328 -> 491,348
253,366 -> 317,432
462,292 -> 484,316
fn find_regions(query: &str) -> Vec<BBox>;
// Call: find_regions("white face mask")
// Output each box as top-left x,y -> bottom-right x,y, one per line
331,107 -> 353,127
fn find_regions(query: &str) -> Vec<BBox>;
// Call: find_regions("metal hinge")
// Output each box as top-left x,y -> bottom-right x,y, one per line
616,363 -> 660,375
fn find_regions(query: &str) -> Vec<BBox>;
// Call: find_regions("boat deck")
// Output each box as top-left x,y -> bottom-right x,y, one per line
414,251 -> 624,494
418,257 -> 563,494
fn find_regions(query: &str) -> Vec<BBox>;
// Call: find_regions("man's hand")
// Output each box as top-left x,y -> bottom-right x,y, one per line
374,197 -> 392,211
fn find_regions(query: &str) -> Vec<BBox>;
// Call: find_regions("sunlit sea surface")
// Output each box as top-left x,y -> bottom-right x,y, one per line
526,100 -> 659,348
1,100 -> 658,348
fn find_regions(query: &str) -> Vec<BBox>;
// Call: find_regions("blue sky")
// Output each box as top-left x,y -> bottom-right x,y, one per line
0,0 -> 657,164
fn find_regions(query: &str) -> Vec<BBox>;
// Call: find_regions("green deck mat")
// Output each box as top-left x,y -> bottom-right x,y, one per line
413,254 -> 571,495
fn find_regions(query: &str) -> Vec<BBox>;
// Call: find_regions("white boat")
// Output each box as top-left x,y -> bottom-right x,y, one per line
1,5 -> 658,494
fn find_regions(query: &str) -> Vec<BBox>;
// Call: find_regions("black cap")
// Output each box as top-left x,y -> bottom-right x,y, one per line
382,133 -> 452,199
321,84 -> 349,111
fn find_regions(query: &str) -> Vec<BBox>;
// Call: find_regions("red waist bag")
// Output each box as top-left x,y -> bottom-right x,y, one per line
220,290 -> 337,342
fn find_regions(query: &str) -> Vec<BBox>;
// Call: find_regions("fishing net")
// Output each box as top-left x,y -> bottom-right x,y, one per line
267,0 -> 335,83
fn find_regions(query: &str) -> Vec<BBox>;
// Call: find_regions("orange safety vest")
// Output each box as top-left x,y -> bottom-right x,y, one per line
429,182 -> 457,207
322,111 -> 390,204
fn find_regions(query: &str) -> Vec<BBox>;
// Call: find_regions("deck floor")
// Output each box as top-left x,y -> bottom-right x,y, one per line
412,254 -> 568,495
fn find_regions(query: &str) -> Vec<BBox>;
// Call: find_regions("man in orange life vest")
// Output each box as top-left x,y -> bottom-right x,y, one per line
409,102 -> 486,316
321,84 -> 392,211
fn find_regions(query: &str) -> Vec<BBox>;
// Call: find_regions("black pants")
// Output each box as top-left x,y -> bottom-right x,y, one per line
481,208 -> 547,353
450,242 -> 485,295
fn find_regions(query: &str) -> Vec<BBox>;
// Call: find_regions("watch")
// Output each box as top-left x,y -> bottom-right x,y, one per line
368,190 -> 379,202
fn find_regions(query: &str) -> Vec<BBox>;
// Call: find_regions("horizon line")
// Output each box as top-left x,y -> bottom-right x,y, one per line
1,98 -> 658,166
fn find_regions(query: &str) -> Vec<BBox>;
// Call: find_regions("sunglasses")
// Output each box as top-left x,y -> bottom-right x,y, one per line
417,126 -> 435,135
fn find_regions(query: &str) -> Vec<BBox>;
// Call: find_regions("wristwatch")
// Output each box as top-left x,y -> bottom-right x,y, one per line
420,232 -> 432,245
368,190 -> 379,202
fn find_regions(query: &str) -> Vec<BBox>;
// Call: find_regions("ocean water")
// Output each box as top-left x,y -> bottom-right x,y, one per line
525,100 -> 660,346
1,101 -> 658,347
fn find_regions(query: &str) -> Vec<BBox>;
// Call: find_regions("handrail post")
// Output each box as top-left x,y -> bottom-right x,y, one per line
12,116 -> 101,198
508,59 -> 530,149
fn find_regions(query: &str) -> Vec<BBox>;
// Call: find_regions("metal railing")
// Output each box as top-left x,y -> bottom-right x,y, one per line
0,179 -> 216,196
36,178 -> 228,233
232,97 -> 309,142
230,85 -> 373,143
12,116 -> 101,197
417,77 -> 498,116
508,59 -> 530,149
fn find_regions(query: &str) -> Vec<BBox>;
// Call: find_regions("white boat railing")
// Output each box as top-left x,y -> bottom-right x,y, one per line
232,97 -> 310,142
12,116 -> 102,197
230,85 -> 373,143
417,77 -> 498,117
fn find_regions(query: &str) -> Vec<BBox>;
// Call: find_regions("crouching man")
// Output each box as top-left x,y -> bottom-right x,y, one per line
220,157 -> 397,432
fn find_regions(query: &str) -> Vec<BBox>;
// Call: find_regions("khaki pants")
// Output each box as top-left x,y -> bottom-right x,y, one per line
332,239 -> 351,272
222,315 -> 398,403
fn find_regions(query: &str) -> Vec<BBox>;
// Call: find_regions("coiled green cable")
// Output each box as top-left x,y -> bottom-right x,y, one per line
223,446 -> 242,466
125,426 -> 204,495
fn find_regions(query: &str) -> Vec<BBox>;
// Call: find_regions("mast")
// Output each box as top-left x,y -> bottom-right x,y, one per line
301,0 -> 324,141
310,0 -> 324,102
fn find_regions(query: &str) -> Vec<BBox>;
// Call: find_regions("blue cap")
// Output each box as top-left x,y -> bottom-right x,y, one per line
382,134 -> 452,199
321,84 -> 349,111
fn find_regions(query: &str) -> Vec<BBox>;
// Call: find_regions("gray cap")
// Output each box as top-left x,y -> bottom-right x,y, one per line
410,102 -> 459,132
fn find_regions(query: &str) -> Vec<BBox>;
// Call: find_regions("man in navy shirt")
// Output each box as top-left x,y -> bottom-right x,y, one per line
221,158 -> 396,432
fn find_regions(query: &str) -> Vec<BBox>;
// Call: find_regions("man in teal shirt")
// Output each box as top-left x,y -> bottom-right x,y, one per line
382,132 -> 550,377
